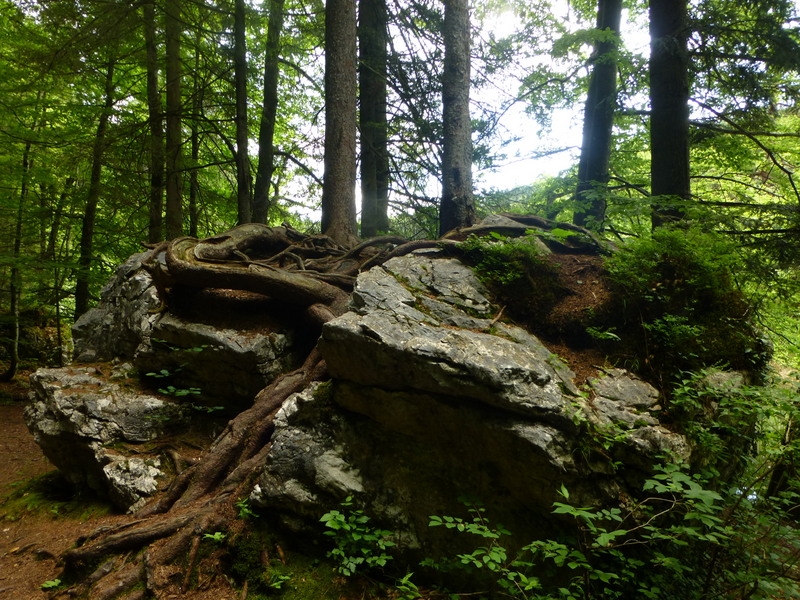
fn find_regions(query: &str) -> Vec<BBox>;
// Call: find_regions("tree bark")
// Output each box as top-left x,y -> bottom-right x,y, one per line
321,0 -> 359,247
143,0 -> 164,244
650,0 -> 690,229
358,0 -> 389,237
2,141 -> 31,382
573,0 -> 622,230
74,61 -> 115,319
439,0 -> 475,236
234,0 -> 252,224
253,0 -> 286,224
165,0 -> 184,239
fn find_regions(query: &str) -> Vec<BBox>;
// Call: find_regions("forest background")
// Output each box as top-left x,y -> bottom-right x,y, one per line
2,0 -> 800,379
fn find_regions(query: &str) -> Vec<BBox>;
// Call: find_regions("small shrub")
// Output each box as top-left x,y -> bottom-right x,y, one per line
453,233 -> 565,322
320,496 -> 395,576
603,226 -> 771,385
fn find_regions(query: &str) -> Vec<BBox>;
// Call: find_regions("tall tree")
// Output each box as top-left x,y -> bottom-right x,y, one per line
321,0 -> 359,246
253,0 -> 286,224
165,0 -> 184,239
143,0 -> 164,243
650,0 -> 690,228
75,59 -> 116,318
573,0 -> 622,230
359,0 -> 390,237
439,0 -> 474,236
234,0 -> 252,224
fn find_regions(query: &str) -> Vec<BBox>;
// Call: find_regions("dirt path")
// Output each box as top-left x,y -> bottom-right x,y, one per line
0,402 -> 127,599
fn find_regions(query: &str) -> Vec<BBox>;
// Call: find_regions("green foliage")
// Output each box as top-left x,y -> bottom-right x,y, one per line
603,226 -> 771,383
320,496 -> 395,576
421,464 -> 800,599
203,531 -> 227,543
40,578 -> 62,590
235,497 -> 257,520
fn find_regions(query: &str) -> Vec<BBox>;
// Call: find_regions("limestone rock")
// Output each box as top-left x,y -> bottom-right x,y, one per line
25,366 -> 187,511
72,252 -> 160,362
254,255 -> 689,553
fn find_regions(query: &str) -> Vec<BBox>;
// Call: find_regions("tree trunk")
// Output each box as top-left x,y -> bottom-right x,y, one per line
165,0 -> 184,239
439,0 -> 475,236
253,0 -> 286,224
2,142 -> 31,382
649,0 -> 690,229
74,61 -> 115,319
358,0 -> 389,237
321,0 -> 359,247
234,0 -> 252,224
189,36 -> 201,238
144,0 -> 164,244
573,0 -> 622,230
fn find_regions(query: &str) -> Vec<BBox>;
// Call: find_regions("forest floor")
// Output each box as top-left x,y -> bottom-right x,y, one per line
0,252 -> 611,600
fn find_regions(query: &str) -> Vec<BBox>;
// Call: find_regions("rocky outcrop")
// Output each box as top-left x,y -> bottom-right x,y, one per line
72,252 -> 159,362
28,247 -> 689,541
251,254 -> 690,551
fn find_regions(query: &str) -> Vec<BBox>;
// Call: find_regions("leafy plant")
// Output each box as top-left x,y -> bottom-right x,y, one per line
40,579 -> 62,590
320,496 -> 395,576
203,531 -> 227,543
421,462 -> 800,599
235,497 -> 257,520
603,226 -> 770,383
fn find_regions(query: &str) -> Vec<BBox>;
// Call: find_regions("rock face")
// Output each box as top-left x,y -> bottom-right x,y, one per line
27,247 -> 690,543
251,254 -> 690,553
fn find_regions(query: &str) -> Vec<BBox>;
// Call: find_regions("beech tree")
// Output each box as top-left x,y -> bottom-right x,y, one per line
233,0 -> 252,224
165,0 -> 184,239
253,0 -> 286,224
573,0 -> 622,230
359,0 -> 390,237
143,0 -> 164,244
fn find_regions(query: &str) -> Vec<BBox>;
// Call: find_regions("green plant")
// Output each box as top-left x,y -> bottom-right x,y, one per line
422,461 -> 800,599
320,496 -> 395,576
40,578 -> 62,590
203,531 -> 227,543
603,226 -> 770,383
585,326 -> 620,341
267,572 -> 291,590
236,497 -> 257,520
394,572 -> 422,600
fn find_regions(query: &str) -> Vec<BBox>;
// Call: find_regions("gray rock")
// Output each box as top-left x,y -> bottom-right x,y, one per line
103,455 -> 164,513
134,313 -> 297,409
72,252 -> 160,362
255,254 -> 690,554
25,367 -> 187,510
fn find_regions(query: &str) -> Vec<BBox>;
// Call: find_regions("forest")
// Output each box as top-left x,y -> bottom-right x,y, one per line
2,0 -> 800,362
4,0 -> 800,597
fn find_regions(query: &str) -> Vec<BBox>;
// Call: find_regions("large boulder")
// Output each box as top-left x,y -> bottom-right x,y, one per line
27,247 -> 690,540
251,254 -> 690,553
